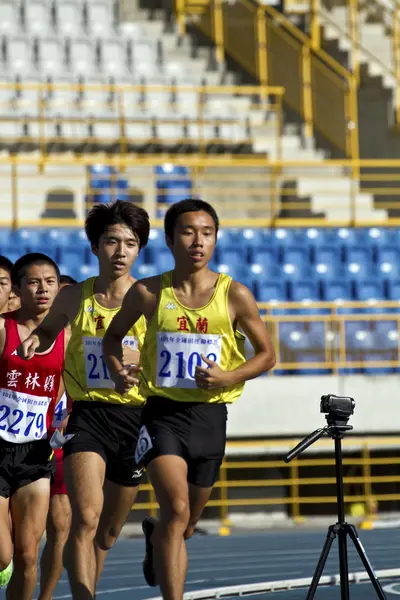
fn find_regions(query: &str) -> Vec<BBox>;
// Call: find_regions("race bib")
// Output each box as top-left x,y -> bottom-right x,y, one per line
52,392 -> 68,427
0,388 -> 50,443
156,332 -> 222,388
83,336 -> 138,389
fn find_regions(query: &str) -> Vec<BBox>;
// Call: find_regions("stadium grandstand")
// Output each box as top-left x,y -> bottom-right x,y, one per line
2,0 -> 400,571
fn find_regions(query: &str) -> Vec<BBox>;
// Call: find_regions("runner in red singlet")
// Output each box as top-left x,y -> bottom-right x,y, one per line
0,253 -> 67,600
39,275 -> 76,600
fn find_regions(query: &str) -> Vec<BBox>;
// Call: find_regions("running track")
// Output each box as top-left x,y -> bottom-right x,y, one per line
1,528 -> 400,599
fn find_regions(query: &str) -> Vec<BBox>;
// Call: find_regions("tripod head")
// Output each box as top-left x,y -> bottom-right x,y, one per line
284,394 -> 355,464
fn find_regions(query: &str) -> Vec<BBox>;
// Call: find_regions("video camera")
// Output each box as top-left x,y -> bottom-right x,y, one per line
320,393 -> 355,427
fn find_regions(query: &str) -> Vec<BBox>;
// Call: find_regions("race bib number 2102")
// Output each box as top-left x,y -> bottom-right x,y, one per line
156,332 -> 222,389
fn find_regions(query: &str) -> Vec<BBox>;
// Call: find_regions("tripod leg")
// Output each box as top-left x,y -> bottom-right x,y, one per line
338,528 -> 350,600
306,526 -> 337,600
346,525 -> 387,600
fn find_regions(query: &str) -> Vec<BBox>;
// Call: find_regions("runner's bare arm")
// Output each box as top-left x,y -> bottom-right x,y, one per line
0,317 -> 6,359
17,284 -> 82,360
103,277 -> 158,392
195,282 -> 276,389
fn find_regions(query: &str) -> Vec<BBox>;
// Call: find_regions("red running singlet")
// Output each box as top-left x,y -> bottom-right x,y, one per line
0,314 -> 64,444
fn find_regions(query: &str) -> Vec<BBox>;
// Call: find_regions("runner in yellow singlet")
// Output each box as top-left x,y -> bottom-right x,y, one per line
103,199 -> 276,600
18,201 -> 150,600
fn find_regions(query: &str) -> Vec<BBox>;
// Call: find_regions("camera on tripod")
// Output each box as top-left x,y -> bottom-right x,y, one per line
284,394 -> 386,600
320,393 -> 355,427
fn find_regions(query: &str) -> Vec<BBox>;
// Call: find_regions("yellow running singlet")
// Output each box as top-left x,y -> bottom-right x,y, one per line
140,271 -> 246,404
64,277 -> 146,407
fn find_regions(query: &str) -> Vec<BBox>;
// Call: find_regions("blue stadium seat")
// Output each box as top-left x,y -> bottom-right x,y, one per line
281,262 -> 311,281
344,245 -> 374,264
288,280 -> 320,302
79,264 -> 99,279
59,247 -> 87,267
216,263 -> 243,280
68,229 -> 90,248
217,248 -> 246,266
345,261 -> 376,281
271,228 -> 302,249
332,228 -> 366,247
278,322 -> 329,375
304,228 -> 334,248
320,280 -> 353,301
387,280 -> 400,300
2,248 -> 22,263
249,262 -> 279,283
256,280 -> 287,303
377,250 -> 400,280
249,247 -> 278,267
40,229 -> 71,248
354,280 -> 385,301
313,246 -> 342,266
366,227 -> 395,248
137,264 -> 160,278
281,247 -> 311,267
217,229 -> 241,249
239,228 -> 273,249
154,251 -> 174,272
58,263 -> 82,282
155,165 -> 192,215
147,229 -> 167,251
10,229 -> 42,253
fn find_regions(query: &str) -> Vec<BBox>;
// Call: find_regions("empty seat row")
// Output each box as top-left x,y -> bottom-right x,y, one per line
0,37 -> 160,78
0,0 -> 117,39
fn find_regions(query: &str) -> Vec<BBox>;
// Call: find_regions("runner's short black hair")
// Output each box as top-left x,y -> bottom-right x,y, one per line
0,255 -> 13,276
164,199 -> 219,241
85,200 -> 150,250
12,253 -> 60,287
60,274 -> 77,285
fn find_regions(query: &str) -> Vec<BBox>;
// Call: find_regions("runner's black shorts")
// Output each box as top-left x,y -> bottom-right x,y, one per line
64,400 -> 144,487
136,396 -> 227,488
0,438 -> 55,498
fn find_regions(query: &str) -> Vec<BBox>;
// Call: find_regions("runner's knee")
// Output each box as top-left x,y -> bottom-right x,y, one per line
163,497 -> 190,530
13,545 -> 38,572
95,526 -> 119,551
72,505 -> 101,537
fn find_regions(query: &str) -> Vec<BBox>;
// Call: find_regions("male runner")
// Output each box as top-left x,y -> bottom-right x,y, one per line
103,198 -> 276,600
38,274 -> 77,600
18,200 -> 150,600
0,253 -> 66,599
0,256 -> 13,315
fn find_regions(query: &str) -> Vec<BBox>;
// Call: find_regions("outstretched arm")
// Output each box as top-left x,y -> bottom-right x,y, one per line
17,284 -> 81,359
195,282 -> 276,389
103,279 -> 157,394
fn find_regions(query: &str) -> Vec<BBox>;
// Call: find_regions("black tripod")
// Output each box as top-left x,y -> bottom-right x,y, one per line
284,397 -> 387,600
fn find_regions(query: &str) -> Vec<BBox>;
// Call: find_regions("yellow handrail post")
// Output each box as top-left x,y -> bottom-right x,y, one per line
301,45 -> 314,140
348,73 -> 359,224
149,482 -> 158,519
176,0 -> 186,37
361,445 -> 377,526
256,7 -> 268,87
348,0 -> 360,84
213,0 -> 224,65
290,460 -> 302,523
393,3 -> 400,124
310,0 -> 320,50
218,461 -> 231,535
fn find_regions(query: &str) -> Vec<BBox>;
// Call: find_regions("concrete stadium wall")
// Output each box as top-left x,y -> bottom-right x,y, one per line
227,374 -> 400,437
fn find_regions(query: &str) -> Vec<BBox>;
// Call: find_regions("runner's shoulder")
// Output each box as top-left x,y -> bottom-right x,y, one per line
133,275 -> 161,299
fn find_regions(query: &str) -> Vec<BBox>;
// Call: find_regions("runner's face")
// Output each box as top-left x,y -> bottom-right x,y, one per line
169,211 -> 217,270
17,263 -> 59,315
96,224 -> 139,278
0,268 -> 11,313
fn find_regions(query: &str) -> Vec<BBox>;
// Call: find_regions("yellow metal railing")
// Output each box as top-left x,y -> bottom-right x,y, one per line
260,300 -> 400,373
284,0 -> 400,124
131,437 -> 400,523
4,155 -> 400,228
0,80 -> 283,161
176,0 -> 359,158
